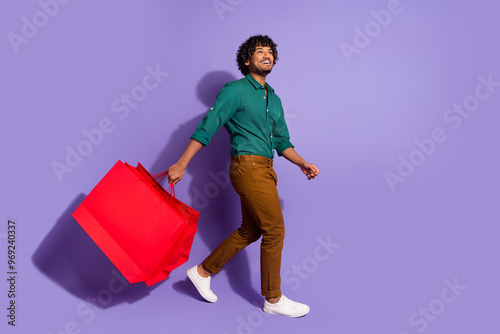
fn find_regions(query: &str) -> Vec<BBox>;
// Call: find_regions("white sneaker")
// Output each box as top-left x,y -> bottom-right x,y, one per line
186,265 -> 218,303
263,295 -> 310,318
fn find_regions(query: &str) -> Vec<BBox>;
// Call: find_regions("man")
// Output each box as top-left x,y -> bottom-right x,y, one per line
168,35 -> 319,318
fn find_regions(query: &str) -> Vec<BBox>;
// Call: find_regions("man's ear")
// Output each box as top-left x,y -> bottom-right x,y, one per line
244,60 -> 250,66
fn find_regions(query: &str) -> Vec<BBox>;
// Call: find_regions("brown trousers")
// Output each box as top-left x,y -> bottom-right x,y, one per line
202,155 -> 284,298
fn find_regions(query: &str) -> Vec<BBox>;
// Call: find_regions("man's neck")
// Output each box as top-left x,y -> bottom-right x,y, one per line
249,72 -> 267,87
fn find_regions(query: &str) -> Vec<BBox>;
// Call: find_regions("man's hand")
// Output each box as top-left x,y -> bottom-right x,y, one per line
281,147 -> 319,180
166,139 -> 204,185
167,163 -> 186,185
299,162 -> 319,180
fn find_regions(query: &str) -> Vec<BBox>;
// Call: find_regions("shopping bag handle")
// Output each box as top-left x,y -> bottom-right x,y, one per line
152,170 -> 175,199
152,170 -> 168,183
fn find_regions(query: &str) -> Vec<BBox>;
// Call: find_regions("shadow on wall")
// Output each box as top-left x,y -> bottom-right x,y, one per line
32,194 -> 158,309
31,71 -> 263,308
150,71 -> 262,305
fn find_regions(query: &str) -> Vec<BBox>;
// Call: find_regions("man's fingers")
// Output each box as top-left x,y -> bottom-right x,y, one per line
168,175 -> 178,184
301,163 -> 319,180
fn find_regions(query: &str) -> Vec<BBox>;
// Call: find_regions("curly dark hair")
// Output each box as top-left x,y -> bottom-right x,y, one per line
236,35 -> 279,76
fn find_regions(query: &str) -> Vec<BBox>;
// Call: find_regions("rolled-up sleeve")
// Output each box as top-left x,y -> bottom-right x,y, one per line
272,106 -> 294,156
191,84 -> 240,146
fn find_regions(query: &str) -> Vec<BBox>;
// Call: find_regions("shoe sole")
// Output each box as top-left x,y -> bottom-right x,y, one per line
263,306 -> 310,318
187,268 -> 217,303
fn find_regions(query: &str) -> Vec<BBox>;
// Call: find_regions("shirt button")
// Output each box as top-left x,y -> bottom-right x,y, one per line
263,96 -> 266,99
266,109 -> 269,112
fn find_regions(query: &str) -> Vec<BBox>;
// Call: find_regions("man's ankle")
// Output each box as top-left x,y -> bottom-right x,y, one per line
197,264 -> 211,278
266,295 -> 281,304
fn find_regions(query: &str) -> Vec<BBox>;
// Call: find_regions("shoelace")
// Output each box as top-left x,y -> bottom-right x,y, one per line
201,279 -> 215,294
279,296 -> 301,309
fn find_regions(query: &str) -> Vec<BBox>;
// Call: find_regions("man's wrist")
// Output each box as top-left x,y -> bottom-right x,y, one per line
297,159 -> 306,167
177,160 -> 188,169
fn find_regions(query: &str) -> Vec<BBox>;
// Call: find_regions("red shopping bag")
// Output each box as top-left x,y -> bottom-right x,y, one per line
72,160 -> 199,286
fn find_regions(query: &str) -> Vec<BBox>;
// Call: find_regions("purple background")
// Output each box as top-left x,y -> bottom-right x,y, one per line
1,0 -> 499,333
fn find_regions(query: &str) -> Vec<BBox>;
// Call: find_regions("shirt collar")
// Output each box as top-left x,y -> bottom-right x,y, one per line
245,74 -> 275,94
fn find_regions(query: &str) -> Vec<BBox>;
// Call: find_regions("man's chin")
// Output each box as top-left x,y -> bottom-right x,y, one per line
251,67 -> 273,77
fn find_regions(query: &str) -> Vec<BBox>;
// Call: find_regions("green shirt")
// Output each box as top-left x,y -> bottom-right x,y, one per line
192,74 -> 294,159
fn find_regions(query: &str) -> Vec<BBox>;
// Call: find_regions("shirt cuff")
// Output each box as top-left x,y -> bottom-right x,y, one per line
276,142 -> 294,157
191,132 -> 210,146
